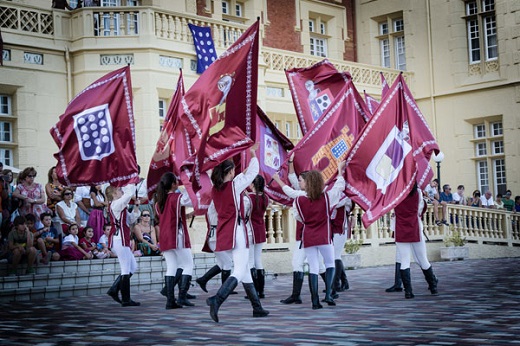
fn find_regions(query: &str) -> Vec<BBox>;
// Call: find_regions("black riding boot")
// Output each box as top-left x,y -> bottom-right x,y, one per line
400,268 -> 414,299
309,274 -> 323,310
174,268 -> 196,299
245,268 -> 258,299
256,269 -> 266,298
280,271 -> 304,304
206,276 -> 238,323
107,275 -> 122,303
322,267 -> 336,306
196,265 -> 222,293
165,275 -> 182,309
386,262 -> 403,292
222,269 -> 238,294
120,274 -> 140,306
177,275 -> 195,306
422,266 -> 439,295
333,259 -> 344,292
340,268 -> 349,290
243,282 -> 270,317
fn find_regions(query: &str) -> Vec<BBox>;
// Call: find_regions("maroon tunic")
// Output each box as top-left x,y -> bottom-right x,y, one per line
155,192 -> 190,250
108,207 -> 131,248
212,182 -> 248,252
248,192 -> 268,244
295,194 -> 332,247
394,189 -> 426,243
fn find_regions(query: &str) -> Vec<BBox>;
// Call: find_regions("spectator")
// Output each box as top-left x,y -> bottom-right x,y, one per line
12,167 -> 49,229
133,166 -> 154,223
35,212 -> 60,263
480,190 -> 496,209
52,0 -> 74,10
515,196 -> 520,213
84,0 -> 101,6
88,185 -> 107,243
132,211 -> 160,256
468,190 -> 483,208
495,194 -> 505,210
80,226 -> 107,259
503,190 -> 515,212
423,179 -> 444,225
436,184 -> 451,226
56,188 -> 82,234
98,224 -> 116,258
7,216 -> 37,275
45,166 -> 64,233
59,223 -> 92,260
452,185 -> 466,206
74,186 -> 91,228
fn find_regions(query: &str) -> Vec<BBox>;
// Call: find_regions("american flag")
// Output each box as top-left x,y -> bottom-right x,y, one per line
188,24 -> 217,74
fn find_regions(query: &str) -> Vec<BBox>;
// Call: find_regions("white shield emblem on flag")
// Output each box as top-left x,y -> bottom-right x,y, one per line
263,134 -> 281,170
73,104 -> 115,161
366,124 -> 411,194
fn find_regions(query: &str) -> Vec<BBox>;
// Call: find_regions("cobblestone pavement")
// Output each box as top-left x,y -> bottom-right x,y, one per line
1,258 -> 519,345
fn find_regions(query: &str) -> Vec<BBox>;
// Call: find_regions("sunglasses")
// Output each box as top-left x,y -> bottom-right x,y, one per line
142,214 -> 150,217
64,192 -> 73,196
27,174 -> 36,178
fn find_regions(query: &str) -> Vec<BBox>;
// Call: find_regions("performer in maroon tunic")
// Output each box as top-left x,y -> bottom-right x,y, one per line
206,143 -> 269,323
273,161 -> 346,309
330,194 -> 353,296
246,175 -> 269,298
105,184 -> 141,306
394,184 -> 439,299
154,172 -> 194,309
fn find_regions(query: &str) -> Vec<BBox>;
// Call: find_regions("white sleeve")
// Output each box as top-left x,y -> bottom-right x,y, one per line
288,173 -> 300,190
233,157 -> 259,195
180,189 -> 193,207
282,185 -> 307,199
207,201 -> 218,226
110,184 -> 136,217
326,176 -> 346,207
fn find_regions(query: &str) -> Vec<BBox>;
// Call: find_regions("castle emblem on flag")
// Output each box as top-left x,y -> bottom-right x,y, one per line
366,122 -> 411,194
73,104 -> 114,161
312,126 -> 353,183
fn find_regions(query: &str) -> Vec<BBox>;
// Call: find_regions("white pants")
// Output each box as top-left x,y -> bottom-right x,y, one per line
292,240 -> 326,273
209,238 -> 233,271
305,244 -> 335,275
248,243 -> 264,269
163,248 -> 194,276
333,233 -> 347,260
396,232 -> 431,270
229,227 -> 253,284
112,239 -> 137,275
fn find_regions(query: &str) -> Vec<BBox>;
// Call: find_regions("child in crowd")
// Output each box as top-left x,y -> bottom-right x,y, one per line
495,194 -> 504,210
35,212 -> 60,263
80,226 -> 108,259
98,224 -> 116,258
7,216 -> 37,275
59,224 -> 93,260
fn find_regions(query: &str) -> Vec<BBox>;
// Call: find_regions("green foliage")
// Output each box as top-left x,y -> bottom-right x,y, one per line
443,230 -> 467,247
344,238 -> 363,254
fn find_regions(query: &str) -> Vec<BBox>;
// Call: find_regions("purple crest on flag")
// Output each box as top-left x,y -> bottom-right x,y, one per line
188,24 -> 217,74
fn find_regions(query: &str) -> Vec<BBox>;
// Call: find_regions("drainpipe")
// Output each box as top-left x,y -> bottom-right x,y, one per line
65,47 -> 72,101
426,0 -> 437,137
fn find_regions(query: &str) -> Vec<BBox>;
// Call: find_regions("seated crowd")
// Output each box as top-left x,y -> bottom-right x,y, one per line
0,165 -> 159,276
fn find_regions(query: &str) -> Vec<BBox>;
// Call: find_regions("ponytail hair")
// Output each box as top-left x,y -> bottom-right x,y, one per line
304,170 -> 324,201
252,175 -> 265,209
211,159 -> 235,191
156,172 -> 178,213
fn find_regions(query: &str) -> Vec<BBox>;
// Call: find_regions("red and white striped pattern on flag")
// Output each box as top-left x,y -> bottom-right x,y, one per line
344,74 -> 439,228
50,66 -> 139,187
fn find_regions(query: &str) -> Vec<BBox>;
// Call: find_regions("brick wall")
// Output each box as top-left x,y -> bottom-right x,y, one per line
262,0 -> 303,53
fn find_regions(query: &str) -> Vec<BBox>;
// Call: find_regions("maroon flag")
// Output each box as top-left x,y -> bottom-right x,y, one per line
381,72 -> 390,98
242,106 -> 294,206
180,20 -> 260,188
50,66 -> 139,187
364,90 -> 379,117
146,71 -> 185,199
344,74 -> 439,228
289,78 -> 369,185
286,60 -> 350,135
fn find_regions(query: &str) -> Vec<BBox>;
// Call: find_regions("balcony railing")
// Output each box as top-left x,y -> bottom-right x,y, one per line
267,203 -> 520,249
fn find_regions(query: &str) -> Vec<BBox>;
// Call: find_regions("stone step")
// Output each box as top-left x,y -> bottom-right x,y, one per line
0,253 -> 218,302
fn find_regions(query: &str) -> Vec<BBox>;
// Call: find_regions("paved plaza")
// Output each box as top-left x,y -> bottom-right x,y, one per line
0,257 -> 519,345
